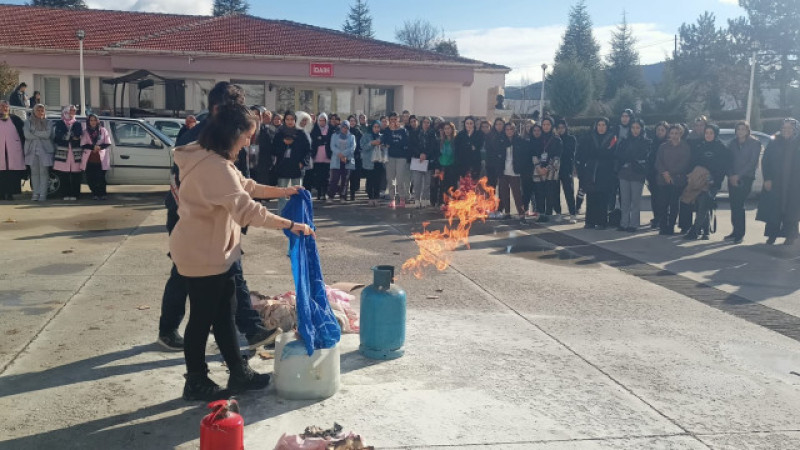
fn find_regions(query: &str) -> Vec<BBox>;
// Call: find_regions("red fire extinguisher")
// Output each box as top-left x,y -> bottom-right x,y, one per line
200,398 -> 244,450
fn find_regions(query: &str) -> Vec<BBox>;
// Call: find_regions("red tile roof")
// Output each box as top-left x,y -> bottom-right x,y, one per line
0,5 -> 508,69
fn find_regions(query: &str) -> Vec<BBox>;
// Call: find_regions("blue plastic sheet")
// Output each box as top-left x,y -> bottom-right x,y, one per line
282,190 -> 341,355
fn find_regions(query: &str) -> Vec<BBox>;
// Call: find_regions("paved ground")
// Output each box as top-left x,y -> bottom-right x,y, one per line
1,186 -> 800,449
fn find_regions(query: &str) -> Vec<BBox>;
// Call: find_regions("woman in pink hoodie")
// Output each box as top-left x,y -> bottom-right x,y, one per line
80,114 -> 112,200
170,104 -> 314,401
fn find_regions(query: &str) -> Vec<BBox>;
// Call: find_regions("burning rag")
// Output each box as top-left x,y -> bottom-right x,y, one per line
282,189 -> 341,355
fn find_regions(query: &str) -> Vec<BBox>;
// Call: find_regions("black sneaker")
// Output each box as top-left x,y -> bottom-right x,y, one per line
733,237 -> 743,244
245,326 -> 281,348
228,362 -> 270,394
684,231 -> 699,240
723,233 -> 736,241
183,372 -> 229,401
157,330 -> 184,351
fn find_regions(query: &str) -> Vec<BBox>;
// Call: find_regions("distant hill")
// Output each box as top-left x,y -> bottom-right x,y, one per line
505,62 -> 666,98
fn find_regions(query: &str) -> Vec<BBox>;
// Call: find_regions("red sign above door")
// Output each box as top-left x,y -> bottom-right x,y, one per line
310,62 -> 334,78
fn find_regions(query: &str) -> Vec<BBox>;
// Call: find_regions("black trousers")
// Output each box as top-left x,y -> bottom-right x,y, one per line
586,188 -> 611,227
184,272 -> 243,374
657,184 -> 682,230
313,162 -> 330,199
521,177 -> 535,213
729,178 -> 753,239
365,164 -> 385,200
160,259 -> 262,338
692,190 -> 717,235
765,216 -> 800,240
57,170 -> 82,198
647,179 -> 660,225
85,162 -> 106,196
533,182 -> 546,214
546,179 -> 561,215
560,175 -> 576,215
349,159 -> 362,196
431,167 -> 458,206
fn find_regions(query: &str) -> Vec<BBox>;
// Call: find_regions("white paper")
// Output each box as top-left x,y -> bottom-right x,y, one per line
410,158 -> 429,172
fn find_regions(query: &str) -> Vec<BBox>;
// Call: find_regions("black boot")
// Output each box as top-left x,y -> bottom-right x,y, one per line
228,360 -> 270,394
183,371 -> 229,401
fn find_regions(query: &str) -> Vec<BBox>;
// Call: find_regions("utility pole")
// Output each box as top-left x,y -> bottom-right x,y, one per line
746,51 -> 757,124
540,63 -> 548,117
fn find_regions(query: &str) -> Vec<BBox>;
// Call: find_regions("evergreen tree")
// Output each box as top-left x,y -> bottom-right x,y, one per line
604,13 -> 643,99
555,0 -> 603,98
342,0 -> 374,39
548,59 -> 593,119
213,0 -> 248,17
674,12 -> 729,112
0,62 -> 19,100
739,0 -> 800,108
30,0 -> 87,8
433,39 -> 459,57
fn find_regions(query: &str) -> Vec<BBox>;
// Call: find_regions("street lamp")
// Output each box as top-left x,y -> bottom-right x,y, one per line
745,43 -> 758,125
76,29 -> 86,116
540,63 -> 548,118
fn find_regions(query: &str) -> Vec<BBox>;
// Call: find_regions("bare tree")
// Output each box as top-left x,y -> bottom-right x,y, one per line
395,19 -> 441,50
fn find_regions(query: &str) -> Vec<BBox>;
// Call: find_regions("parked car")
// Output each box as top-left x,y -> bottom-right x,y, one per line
45,116 -> 174,197
716,129 -> 773,196
142,117 -> 185,141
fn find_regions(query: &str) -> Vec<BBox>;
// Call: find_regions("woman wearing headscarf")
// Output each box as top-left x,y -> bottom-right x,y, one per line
23,104 -> 54,201
655,125 -> 692,235
309,113 -> 332,201
327,121 -> 355,201
581,118 -> 618,229
454,116 -> 484,181
647,121 -> 670,229
757,118 -> 800,245
531,116 -> 562,221
360,120 -> 386,207
725,121 -> 762,244
0,100 -> 25,200
483,118 -> 506,190
272,111 -> 311,212
682,124 -> 731,240
80,114 -> 112,200
347,115 -> 363,201
615,118 -> 651,232
53,105 -> 84,201
410,116 -> 438,208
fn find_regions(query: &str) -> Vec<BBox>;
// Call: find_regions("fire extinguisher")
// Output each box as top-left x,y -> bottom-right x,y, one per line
200,398 -> 244,450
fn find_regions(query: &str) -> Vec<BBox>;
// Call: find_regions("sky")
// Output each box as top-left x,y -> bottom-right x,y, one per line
14,0 -> 747,85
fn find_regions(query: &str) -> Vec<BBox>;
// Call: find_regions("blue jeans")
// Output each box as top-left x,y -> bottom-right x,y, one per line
158,259 -> 263,338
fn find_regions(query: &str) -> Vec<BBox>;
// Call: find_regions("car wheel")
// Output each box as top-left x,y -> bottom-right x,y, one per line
48,171 -> 63,198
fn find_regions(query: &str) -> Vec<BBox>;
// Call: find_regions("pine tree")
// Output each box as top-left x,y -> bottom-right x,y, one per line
213,0 -> 248,17
604,13 -> 644,99
548,59 -> 593,119
342,0 -> 374,39
555,1 -> 603,99
30,0 -> 87,8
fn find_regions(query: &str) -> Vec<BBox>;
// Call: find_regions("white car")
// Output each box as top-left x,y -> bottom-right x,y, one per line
45,116 -> 174,197
142,117 -> 185,141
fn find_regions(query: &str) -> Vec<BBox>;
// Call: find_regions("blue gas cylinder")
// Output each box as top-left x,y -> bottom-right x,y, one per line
359,265 -> 406,360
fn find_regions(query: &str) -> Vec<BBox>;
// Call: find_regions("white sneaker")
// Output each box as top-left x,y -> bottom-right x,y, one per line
568,215 -> 577,224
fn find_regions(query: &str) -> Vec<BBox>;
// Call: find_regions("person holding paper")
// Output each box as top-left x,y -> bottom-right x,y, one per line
410,116 -> 439,208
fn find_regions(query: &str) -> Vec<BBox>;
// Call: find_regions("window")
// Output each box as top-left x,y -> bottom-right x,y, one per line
317,90 -> 332,114
151,121 -> 182,140
368,88 -> 394,118
110,122 -> 161,148
232,80 -> 265,106
276,87 -> 295,113
69,77 -> 91,109
335,88 -> 353,115
99,79 -> 115,113
44,77 -> 60,107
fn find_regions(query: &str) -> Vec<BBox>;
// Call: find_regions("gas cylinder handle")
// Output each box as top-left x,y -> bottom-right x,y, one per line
207,398 -> 238,421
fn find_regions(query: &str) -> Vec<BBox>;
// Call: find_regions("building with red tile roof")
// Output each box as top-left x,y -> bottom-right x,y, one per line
0,4 -> 508,118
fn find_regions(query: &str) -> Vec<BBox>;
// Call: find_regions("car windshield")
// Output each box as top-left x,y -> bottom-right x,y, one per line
139,121 -> 174,147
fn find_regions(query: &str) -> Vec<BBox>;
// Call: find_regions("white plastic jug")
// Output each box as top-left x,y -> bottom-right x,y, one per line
273,332 -> 341,400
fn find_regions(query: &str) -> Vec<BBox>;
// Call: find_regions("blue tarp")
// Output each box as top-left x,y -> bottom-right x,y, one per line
281,190 -> 341,355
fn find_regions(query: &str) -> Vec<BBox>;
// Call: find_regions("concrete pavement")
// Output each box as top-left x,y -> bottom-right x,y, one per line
1,189 -> 800,449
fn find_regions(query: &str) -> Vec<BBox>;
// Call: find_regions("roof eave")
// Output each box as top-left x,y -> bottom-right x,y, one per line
105,47 -> 487,69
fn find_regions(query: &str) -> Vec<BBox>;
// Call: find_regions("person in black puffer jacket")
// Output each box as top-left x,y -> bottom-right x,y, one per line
454,116 -> 484,180
615,118 -> 652,231
483,117 -> 506,189
684,123 -> 732,240
556,119 -> 578,219
581,118 -> 618,229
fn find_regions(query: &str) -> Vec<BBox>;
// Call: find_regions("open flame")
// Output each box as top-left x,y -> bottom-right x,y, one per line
402,175 -> 499,279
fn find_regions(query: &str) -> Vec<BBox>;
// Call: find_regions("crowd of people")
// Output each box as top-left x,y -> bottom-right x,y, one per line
232,102 -> 800,245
